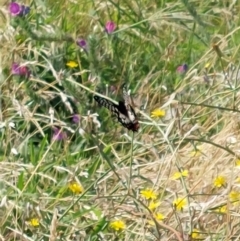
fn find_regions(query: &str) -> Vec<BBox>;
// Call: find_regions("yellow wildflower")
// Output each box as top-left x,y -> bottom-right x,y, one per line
229,190 -> 240,205
173,197 -> 187,211
66,61 -> 78,68
148,201 -> 161,211
213,176 -> 226,188
155,212 -> 165,221
110,220 -> 126,231
217,205 -> 227,213
190,147 -> 202,157
172,170 -> 189,180
140,189 -> 157,200
68,181 -> 84,194
236,159 -> 240,167
148,213 -> 165,226
151,109 -> 165,118
191,229 -> 201,239
29,218 -> 40,227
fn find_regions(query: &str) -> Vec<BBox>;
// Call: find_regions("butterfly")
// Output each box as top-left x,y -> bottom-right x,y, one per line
94,84 -> 140,132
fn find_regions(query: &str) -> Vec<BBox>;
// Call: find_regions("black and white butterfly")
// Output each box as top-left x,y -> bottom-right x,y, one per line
94,84 -> 140,132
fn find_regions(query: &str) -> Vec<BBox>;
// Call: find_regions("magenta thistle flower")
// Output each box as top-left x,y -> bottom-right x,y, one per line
176,64 -> 188,74
9,2 -> 30,16
12,62 -> 21,75
11,63 -> 30,77
9,2 -> 21,16
52,128 -> 67,141
105,21 -> 116,34
72,114 -> 80,123
76,39 -> 87,50
19,66 -> 30,77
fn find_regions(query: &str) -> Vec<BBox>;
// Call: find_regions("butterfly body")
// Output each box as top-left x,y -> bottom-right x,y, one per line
94,85 -> 139,132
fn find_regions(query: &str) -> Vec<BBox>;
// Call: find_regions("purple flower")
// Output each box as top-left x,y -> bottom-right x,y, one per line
76,39 -> 87,50
176,64 -> 188,74
72,114 -> 80,123
12,63 -> 21,75
9,2 -> 30,16
52,127 -> 67,141
19,5 -> 30,16
9,2 -> 21,16
11,63 -> 30,77
105,21 -> 116,34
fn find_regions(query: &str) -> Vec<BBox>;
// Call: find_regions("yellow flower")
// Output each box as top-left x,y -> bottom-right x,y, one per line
148,213 -> 165,226
191,229 -> 201,239
148,201 -> 161,211
217,205 -> 227,213
66,61 -> 78,68
213,176 -> 226,188
110,220 -> 126,231
151,109 -> 165,118
236,159 -> 240,167
68,181 -> 84,194
172,170 -> 189,180
140,189 -> 157,200
173,197 -> 187,211
229,190 -> 240,205
155,212 -> 165,221
29,218 -> 40,227
190,147 -> 202,157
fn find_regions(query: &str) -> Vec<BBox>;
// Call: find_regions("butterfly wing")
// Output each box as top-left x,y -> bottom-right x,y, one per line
122,84 -> 131,106
122,84 -> 137,121
117,100 -> 135,128
94,85 -> 139,132
94,96 -> 120,117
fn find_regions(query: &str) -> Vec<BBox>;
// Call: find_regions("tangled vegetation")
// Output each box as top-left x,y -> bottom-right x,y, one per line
1,0 -> 240,240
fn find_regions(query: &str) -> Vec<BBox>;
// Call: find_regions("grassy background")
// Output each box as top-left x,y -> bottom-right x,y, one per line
1,0 -> 240,240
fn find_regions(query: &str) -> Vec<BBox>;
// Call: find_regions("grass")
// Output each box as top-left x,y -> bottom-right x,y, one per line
1,0 -> 240,240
